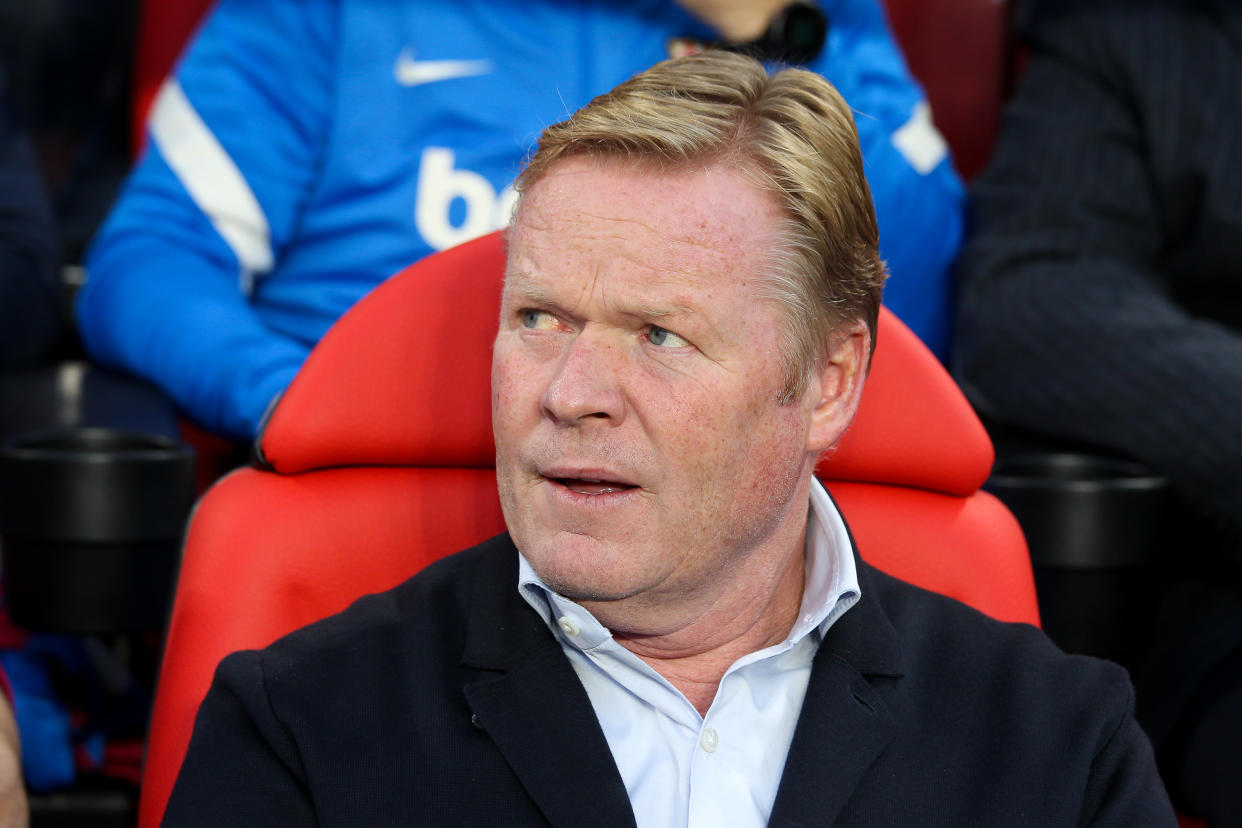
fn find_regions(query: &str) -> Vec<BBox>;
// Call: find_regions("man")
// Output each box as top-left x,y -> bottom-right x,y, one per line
78,0 -> 962,440
955,0 -> 1242,822
162,53 -> 1174,825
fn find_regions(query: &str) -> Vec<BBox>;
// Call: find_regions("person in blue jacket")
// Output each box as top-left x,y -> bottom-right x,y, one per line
79,0 -> 963,440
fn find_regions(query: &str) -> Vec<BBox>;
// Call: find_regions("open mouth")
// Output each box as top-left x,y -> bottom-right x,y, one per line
550,476 -> 637,496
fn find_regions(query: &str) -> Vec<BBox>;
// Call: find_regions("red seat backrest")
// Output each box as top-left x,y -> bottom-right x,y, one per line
139,230 -> 1036,827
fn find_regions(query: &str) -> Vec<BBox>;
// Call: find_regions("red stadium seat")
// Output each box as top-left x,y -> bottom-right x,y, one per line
138,230 -> 1036,827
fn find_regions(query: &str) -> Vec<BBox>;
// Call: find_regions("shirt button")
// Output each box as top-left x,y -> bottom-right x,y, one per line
699,726 -> 719,753
558,616 -> 580,637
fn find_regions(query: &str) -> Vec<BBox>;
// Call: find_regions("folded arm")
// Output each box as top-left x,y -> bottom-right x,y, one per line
956,5 -> 1242,553
78,0 -> 336,438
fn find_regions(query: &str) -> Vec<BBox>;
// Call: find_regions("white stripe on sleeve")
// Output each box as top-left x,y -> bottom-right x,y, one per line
891,101 -> 949,175
149,78 -> 275,292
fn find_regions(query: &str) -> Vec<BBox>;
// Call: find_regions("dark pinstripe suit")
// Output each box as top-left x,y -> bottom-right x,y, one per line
955,1 -> 1242,822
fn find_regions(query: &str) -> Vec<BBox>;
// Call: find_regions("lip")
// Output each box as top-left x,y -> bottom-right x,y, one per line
538,466 -> 640,499
540,466 -> 636,485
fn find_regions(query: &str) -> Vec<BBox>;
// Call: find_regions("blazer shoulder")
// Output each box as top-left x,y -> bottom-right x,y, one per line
240,532 -> 516,683
866,563 -> 1133,715
834,566 -> 1172,824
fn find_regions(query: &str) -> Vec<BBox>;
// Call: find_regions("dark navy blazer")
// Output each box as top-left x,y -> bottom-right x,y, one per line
164,533 -> 1176,826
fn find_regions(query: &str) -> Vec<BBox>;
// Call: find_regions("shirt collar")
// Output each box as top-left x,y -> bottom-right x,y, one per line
517,476 -> 860,648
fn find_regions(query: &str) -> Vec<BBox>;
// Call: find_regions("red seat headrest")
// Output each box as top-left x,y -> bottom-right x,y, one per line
259,231 -> 991,496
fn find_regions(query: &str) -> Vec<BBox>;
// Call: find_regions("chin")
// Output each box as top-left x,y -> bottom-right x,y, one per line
521,531 -> 652,603
539,574 -> 631,604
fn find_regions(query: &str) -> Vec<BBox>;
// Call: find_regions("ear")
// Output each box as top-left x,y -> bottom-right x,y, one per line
805,320 -> 869,453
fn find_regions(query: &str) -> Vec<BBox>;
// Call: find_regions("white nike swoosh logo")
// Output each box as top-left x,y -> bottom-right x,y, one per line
393,46 -> 493,87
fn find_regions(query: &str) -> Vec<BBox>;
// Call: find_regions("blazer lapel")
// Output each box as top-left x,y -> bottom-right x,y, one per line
459,539 -> 636,828
769,558 -> 904,827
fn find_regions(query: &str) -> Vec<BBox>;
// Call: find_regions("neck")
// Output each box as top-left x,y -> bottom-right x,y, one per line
674,0 -> 792,43
615,547 -> 805,714
581,484 -> 812,716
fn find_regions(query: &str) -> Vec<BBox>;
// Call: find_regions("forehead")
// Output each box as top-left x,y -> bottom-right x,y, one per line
507,157 -> 783,297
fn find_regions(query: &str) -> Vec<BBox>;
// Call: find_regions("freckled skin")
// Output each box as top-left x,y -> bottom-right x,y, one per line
491,158 -> 866,693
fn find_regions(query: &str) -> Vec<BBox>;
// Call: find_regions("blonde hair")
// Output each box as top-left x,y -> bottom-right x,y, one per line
515,50 -> 887,400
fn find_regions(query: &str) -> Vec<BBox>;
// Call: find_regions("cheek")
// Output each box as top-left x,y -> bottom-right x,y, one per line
491,346 -> 538,451
491,367 -> 516,420
692,360 -> 792,448
652,385 -> 780,487
675,380 -> 806,498
492,337 -> 541,404
492,349 -> 536,531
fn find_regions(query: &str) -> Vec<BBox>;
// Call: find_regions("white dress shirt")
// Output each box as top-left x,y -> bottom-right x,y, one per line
517,477 -> 860,828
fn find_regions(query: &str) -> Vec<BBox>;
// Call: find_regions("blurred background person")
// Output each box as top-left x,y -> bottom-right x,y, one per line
955,0 -> 1242,822
0,0 -> 135,269
78,0 -> 964,441
0,677 -> 28,828
1,2 -> 150,812
0,67 -> 61,368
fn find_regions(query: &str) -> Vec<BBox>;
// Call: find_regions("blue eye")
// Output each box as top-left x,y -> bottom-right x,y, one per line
648,325 -> 689,348
522,310 -> 556,330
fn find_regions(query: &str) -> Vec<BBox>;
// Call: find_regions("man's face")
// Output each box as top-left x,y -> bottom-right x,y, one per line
492,157 -> 824,612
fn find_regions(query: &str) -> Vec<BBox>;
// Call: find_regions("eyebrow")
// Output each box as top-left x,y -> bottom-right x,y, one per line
502,269 -> 553,305
504,268 -> 701,324
631,301 -> 697,321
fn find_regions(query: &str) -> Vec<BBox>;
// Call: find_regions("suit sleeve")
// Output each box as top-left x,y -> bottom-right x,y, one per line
1080,680 -> 1178,826
817,0 -> 965,359
163,650 -> 316,826
78,0 -> 338,439
955,4 -> 1242,556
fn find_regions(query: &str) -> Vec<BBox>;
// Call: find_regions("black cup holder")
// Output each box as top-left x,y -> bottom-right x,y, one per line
0,427 -> 195,632
987,453 -> 1170,569
985,452 -> 1171,667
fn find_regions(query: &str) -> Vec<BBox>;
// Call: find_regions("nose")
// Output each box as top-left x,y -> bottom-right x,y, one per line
540,330 -> 627,426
